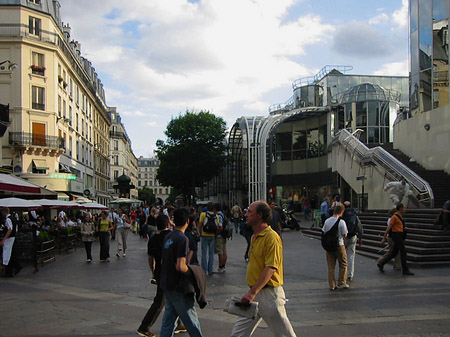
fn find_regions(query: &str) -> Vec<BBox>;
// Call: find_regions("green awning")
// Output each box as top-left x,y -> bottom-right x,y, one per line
32,159 -> 49,170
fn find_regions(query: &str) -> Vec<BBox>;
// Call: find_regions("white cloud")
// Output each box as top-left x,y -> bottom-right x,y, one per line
369,13 -> 389,25
373,59 -> 408,76
58,0 -> 408,157
392,0 -> 408,29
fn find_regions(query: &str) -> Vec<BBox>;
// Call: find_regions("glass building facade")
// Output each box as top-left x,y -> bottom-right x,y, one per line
410,0 -> 449,114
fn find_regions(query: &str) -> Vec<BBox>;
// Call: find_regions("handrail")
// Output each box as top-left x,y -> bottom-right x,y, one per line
268,96 -> 294,114
292,65 -> 353,90
330,129 -> 434,208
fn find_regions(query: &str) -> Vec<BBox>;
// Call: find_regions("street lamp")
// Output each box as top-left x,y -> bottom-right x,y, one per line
0,60 -> 18,71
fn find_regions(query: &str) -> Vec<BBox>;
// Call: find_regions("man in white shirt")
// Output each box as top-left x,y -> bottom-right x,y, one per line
322,204 -> 348,290
1,207 -> 22,277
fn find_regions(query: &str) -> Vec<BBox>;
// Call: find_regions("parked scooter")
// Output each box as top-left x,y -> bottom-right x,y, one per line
282,209 -> 301,231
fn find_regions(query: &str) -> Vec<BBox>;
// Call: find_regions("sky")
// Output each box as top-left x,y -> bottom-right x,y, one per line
59,0 -> 409,158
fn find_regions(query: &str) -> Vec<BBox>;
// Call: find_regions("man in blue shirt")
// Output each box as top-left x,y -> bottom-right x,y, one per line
320,197 -> 330,225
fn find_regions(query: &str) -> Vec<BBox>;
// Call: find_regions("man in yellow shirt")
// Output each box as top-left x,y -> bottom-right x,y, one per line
199,202 -> 219,275
231,201 -> 297,337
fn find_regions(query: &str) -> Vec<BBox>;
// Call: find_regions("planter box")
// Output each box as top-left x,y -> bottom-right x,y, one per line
36,239 -> 56,265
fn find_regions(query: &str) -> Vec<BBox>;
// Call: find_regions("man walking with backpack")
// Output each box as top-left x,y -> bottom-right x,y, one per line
322,204 -> 349,290
342,201 -> 362,281
199,202 -> 219,275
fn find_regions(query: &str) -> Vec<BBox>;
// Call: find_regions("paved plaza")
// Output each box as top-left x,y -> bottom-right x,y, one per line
1,228 -> 450,337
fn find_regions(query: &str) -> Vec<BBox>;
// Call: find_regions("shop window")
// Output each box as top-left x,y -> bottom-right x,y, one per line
292,130 -> 307,160
307,128 -> 320,158
276,132 -> 292,161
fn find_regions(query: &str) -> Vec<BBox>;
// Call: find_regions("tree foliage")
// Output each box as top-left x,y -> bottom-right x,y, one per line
137,187 -> 156,205
156,110 -> 227,205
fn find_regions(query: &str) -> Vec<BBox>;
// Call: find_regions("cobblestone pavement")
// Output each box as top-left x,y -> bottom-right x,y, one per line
1,228 -> 450,337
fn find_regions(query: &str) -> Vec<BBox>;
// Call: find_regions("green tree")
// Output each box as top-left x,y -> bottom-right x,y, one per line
137,187 -> 156,205
156,110 -> 227,205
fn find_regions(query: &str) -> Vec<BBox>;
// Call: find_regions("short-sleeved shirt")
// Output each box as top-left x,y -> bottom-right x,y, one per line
390,212 -> 405,232
147,230 -> 170,282
199,211 -> 219,237
321,201 -> 329,215
160,230 -> 190,291
246,226 -> 283,288
322,216 -> 348,246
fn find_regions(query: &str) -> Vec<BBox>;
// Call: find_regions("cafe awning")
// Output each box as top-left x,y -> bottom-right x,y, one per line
32,159 -> 49,170
0,173 -> 41,194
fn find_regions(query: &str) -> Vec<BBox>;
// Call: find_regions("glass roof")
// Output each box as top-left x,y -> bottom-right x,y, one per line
339,83 -> 401,104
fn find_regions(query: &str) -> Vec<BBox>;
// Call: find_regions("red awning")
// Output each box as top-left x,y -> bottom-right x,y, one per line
0,174 -> 41,194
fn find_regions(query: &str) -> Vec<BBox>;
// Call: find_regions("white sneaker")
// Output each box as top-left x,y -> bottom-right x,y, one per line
337,284 -> 350,289
216,267 -> 225,273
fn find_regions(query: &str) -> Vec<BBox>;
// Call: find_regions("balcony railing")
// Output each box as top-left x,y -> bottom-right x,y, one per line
433,70 -> 449,82
9,132 -> 65,149
110,131 -> 124,138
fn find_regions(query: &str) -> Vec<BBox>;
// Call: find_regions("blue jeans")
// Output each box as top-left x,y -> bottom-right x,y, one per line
160,290 -> 203,337
201,236 -> 215,274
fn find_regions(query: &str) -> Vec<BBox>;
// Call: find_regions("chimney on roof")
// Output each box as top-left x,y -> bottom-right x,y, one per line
62,23 -> 71,40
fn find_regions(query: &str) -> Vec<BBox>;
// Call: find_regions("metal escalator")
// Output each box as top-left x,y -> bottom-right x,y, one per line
329,129 -> 434,208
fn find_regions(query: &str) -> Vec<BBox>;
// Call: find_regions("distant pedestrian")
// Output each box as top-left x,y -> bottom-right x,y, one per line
230,201 -> 297,337
215,203 -> 227,273
269,201 -> 282,235
322,204 -> 349,290
378,208 -> 401,271
199,202 -> 218,275
185,207 -> 199,265
115,208 -> 130,258
303,198 -> 311,221
80,214 -> 95,262
320,197 -> 330,225
108,208 -> 119,240
146,207 -> 158,240
231,203 -> 243,233
378,203 -> 414,276
97,211 -> 113,262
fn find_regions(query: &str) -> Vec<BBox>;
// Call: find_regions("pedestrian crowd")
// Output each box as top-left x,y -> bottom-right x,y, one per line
2,196 -> 448,337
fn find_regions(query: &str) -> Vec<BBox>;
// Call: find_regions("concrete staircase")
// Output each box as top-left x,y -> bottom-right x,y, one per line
301,209 -> 450,267
380,143 -> 450,208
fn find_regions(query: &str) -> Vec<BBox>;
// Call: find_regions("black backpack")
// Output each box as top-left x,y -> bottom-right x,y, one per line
343,209 -> 358,237
220,214 -> 233,239
203,212 -> 217,234
321,218 -> 340,252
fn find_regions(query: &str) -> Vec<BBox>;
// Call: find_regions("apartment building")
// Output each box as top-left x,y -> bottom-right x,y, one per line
0,0 -> 111,203
109,108 -> 138,199
137,156 -> 171,205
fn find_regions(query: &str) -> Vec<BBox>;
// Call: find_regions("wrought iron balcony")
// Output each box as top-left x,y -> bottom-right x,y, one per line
9,132 -> 65,149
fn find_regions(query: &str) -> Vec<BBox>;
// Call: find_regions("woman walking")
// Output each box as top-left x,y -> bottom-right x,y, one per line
80,214 -> 95,262
116,208 -> 130,258
97,211 -> 113,262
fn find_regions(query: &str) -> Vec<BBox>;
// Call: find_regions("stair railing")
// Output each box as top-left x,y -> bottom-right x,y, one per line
330,129 -> 434,208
